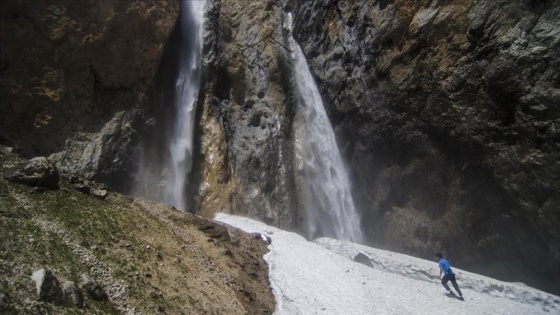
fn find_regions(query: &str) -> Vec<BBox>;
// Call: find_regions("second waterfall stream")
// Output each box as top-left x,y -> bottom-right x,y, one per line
287,13 -> 363,243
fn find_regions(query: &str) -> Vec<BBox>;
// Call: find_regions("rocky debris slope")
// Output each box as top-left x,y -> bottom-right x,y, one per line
0,147 -> 275,315
286,0 -> 560,293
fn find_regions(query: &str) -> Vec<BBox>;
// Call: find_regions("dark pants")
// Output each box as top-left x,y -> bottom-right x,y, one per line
442,274 -> 462,296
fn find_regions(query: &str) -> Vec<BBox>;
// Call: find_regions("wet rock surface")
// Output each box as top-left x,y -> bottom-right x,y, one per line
188,0 -> 299,228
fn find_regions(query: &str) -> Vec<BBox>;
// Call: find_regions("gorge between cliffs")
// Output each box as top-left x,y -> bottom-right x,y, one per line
1,0 -> 559,299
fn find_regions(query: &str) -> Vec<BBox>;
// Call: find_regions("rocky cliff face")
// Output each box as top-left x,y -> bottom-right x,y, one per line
2,0 -> 559,295
284,0 -> 560,293
192,0 -> 299,229
193,0 -> 560,293
0,0 -> 179,189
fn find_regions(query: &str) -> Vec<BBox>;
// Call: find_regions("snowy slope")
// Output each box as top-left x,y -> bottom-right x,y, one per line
214,213 -> 560,315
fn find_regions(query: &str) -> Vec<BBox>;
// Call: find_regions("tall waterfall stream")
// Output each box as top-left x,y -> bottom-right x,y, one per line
136,1 -> 205,211
287,13 -> 363,243
164,1 -> 205,210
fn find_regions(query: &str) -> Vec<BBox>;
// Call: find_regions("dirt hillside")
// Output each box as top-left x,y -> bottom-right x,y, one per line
0,146 -> 274,315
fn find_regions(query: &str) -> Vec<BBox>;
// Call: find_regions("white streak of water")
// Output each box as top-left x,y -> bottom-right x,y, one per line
163,1 -> 205,210
292,41 -> 363,243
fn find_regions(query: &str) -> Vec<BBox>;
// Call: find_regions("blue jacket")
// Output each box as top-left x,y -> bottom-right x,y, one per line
439,259 -> 454,275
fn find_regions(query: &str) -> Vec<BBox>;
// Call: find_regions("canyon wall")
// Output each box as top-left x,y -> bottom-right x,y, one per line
2,0 -> 558,293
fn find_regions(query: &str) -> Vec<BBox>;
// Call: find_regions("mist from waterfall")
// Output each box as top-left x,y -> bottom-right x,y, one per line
289,17 -> 363,243
136,1 -> 205,210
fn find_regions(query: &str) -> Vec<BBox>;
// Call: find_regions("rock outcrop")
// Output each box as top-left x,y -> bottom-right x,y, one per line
6,156 -> 59,189
0,0 -> 179,190
187,0 -> 299,228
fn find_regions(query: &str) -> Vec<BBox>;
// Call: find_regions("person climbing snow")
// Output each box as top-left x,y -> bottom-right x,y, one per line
436,252 -> 464,300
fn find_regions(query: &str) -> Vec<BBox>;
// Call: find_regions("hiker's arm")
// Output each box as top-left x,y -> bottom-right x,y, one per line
439,268 -> 442,279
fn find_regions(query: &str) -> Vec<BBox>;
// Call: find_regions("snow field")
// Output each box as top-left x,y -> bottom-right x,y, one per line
215,213 -> 559,315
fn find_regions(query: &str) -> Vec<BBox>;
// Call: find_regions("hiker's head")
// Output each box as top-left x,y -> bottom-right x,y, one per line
436,252 -> 443,261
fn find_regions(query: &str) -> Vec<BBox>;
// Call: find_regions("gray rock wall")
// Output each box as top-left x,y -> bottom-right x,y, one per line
193,0 -> 299,229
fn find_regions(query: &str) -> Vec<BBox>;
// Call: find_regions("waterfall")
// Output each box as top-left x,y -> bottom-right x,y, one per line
164,0 -> 205,210
288,15 -> 363,243
136,1 -> 205,210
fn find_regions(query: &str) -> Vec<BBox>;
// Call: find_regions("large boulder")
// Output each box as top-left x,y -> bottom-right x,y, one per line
6,157 -> 59,189
353,252 -> 373,268
31,269 -> 64,304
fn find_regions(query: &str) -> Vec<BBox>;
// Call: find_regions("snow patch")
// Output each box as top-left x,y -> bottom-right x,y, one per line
314,237 -> 559,310
31,269 -> 46,294
215,213 -> 560,315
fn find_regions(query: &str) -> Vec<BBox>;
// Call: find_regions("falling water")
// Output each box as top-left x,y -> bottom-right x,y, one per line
288,14 -> 363,243
136,1 -> 205,210
163,0 -> 205,210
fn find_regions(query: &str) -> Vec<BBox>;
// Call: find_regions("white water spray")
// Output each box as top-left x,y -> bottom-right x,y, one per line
287,14 -> 363,243
136,1 -> 205,210
163,1 -> 205,210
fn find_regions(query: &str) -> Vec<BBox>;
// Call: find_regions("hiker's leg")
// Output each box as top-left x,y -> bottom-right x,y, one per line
450,275 -> 462,296
441,275 -> 451,291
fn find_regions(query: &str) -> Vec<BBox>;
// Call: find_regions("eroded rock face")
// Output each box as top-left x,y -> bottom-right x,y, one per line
0,0 -> 179,190
191,0 -> 299,228
286,0 -> 560,293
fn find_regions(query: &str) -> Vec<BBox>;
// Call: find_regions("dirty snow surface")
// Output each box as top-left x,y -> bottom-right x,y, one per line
214,213 -> 559,315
